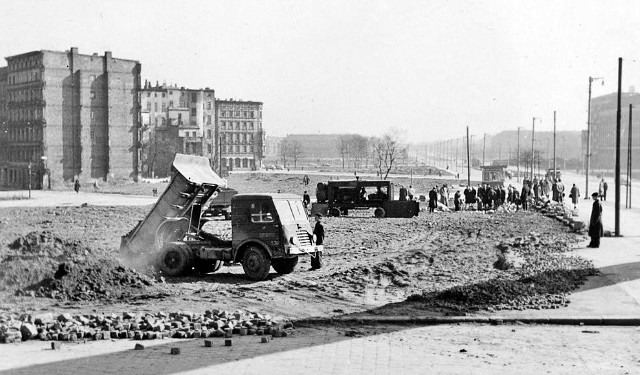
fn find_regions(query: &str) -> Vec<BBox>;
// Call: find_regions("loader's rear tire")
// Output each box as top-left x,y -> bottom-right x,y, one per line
158,243 -> 192,277
329,208 -> 341,217
374,207 -> 386,218
194,260 -> 223,274
242,246 -> 271,281
271,257 -> 299,275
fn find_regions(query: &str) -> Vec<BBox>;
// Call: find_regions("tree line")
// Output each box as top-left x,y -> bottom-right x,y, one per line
279,128 -> 407,179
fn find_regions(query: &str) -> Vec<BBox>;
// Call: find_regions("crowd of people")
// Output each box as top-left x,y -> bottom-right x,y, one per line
421,176 -> 585,213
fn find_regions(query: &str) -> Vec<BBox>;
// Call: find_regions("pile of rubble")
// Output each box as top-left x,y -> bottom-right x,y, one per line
538,202 -> 585,234
0,310 -> 293,344
410,230 -> 598,311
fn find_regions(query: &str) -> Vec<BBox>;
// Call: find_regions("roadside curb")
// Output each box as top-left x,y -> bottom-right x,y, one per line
295,315 -> 640,326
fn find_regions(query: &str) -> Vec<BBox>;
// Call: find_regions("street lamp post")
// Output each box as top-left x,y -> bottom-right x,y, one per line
531,117 -> 541,181
586,76 -> 604,198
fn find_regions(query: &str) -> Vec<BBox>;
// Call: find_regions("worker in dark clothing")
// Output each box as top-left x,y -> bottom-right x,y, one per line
521,183 -> 531,211
588,192 -> 603,248
399,185 -> 408,201
74,179 -> 80,194
302,191 -> 311,209
453,190 -> 461,211
310,214 -> 325,270
428,186 -> 438,213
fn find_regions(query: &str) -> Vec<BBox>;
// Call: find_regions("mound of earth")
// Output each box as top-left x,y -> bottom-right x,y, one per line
19,258 -> 155,301
0,231 -> 91,292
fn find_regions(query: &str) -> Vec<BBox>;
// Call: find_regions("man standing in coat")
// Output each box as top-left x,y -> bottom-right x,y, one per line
428,186 -> 438,213
588,192 -> 603,248
310,214 -> 325,270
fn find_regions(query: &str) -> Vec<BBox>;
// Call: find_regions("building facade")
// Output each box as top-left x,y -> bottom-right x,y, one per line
140,82 -> 215,177
589,92 -> 640,170
216,99 -> 263,172
0,48 -> 142,189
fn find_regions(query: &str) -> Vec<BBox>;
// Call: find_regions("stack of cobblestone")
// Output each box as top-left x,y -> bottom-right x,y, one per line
538,203 -> 585,234
0,310 -> 292,344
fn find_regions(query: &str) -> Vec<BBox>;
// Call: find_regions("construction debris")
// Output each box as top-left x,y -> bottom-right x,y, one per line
0,309 -> 293,344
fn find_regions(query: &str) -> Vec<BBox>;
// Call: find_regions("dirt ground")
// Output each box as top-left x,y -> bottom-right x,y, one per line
0,172 -> 594,320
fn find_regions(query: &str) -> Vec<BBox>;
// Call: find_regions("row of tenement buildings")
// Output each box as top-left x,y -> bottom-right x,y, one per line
0,47 -> 263,189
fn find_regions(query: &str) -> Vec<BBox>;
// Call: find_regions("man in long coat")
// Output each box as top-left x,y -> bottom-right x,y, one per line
588,192 -> 603,248
428,186 -> 438,213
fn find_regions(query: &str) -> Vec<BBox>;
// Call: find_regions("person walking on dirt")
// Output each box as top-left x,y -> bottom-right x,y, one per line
303,174 -> 310,187
74,179 -> 80,194
428,186 -> 438,213
310,214 -> 324,270
570,184 -> 580,210
302,191 -> 311,209
408,185 -> 416,201
588,192 -> 603,248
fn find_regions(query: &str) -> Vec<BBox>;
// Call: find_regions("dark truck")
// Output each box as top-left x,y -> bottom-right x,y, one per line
202,187 -> 237,219
311,179 -> 419,218
120,153 -> 322,281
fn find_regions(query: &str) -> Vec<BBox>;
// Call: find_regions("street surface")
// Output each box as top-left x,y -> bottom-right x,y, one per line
0,324 -> 638,375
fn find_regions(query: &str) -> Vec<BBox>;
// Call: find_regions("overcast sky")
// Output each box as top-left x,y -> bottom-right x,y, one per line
2,0 -> 640,142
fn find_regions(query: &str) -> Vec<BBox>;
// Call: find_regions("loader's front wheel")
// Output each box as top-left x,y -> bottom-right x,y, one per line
242,246 -> 271,281
158,243 -> 192,277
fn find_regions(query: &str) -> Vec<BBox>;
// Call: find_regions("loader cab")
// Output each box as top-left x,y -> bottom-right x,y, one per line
231,194 -> 314,260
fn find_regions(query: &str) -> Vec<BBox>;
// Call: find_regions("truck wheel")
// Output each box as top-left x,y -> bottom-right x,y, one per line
158,243 -> 192,277
271,257 -> 299,274
194,260 -> 223,274
374,207 -> 386,218
223,211 -> 231,220
242,246 -> 271,281
329,208 -> 341,217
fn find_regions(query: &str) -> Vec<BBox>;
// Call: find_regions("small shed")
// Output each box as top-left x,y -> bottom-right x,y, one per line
481,165 -> 507,188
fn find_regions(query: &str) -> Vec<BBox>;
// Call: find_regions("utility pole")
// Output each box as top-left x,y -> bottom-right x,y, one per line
553,110 -> 557,178
28,161 -> 32,199
615,57 -> 622,237
531,118 -> 535,181
586,76 -> 604,198
482,133 -> 486,167
466,126 -> 471,187
517,127 -> 521,182
627,104 -> 633,209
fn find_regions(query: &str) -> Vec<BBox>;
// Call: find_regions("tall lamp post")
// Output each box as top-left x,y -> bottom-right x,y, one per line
531,117 -> 541,181
586,76 -> 604,198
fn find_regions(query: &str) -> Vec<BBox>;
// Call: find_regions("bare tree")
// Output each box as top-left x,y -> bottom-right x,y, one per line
371,128 -> 407,179
290,140 -> 303,168
338,135 -> 351,169
280,138 -> 291,168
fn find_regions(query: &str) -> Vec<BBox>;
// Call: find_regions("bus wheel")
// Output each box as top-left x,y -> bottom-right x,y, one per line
374,207 -> 386,218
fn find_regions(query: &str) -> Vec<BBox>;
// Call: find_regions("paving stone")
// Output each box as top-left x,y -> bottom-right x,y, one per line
204,339 -> 213,347
51,342 -> 61,350
225,339 -> 232,347
171,348 -> 180,355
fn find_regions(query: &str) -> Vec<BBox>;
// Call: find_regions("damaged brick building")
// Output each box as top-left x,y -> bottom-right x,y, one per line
0,48 -> 142,189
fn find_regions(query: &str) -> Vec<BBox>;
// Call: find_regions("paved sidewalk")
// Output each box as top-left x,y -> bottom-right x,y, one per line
0,324 -> 638,374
